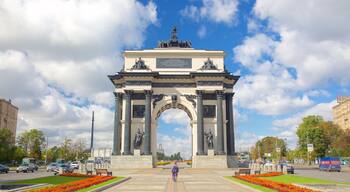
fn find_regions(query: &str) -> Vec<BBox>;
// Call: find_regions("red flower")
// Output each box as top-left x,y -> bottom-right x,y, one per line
234,172 -> 319,192
31,176 -> 115,192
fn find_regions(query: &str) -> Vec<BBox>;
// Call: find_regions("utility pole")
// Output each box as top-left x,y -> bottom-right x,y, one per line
307,134 -> 310,165
45,137 -> 48,165
90,111 -> 95,153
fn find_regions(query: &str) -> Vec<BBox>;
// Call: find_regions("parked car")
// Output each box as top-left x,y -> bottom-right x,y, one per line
70,161 -> 79,169
319,157 -> 341,172
16,163 -> 35,173
280,163 -> 294,174
46,163 -> 58,172
0,164 -> 9,173
54,164 -> 74,173
30,163 -> 39,171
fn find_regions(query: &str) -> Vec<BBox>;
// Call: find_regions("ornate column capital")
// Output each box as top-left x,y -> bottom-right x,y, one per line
144,90 -> 153,95
124,90 -> 133,95
113,92 -> 122,98
216,90 -> 224,99
196,90 -> 204,96
225,92 -> 235,98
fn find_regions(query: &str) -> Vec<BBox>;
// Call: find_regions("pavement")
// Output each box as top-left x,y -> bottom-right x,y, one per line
0,169 -> 54,183
294,167 -> 350,183
104,165 -> 258,192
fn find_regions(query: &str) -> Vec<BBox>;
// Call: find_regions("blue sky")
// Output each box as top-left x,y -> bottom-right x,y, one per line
0,0 -> 349,158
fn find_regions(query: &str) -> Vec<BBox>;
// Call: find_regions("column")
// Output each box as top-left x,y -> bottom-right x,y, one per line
226,93 -> 235,155
196,90 -> 205,155
143,90 -> 152,155
225,93 -> 231,155
112,92 -> 122,155
123,90 -> 132,155
216,91 -> 225,155
230,94 -> 235,154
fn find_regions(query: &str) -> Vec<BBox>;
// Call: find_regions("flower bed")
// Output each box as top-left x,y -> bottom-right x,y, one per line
252,172 -> 283,177
31,175 -> 115,192
59,173 -> 90,177
234,172 -> 319,192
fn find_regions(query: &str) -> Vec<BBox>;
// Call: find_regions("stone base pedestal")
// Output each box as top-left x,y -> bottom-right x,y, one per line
192,155 -> 228,168
111,154 -> 153,169
227,155 -> 239,168
208,149 -> 215,156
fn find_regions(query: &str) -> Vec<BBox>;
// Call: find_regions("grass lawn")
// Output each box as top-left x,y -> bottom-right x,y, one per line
3,176 -> 87,185
76,177 -> 125,192
264,174 -> 350,185
224,176 -> 276,192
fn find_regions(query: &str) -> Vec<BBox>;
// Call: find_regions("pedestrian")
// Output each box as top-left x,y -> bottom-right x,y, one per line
171,161 -> 179,182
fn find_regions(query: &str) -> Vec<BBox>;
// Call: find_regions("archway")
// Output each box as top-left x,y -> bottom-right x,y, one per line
151,96 -> 197,168
156,108 -> 192,167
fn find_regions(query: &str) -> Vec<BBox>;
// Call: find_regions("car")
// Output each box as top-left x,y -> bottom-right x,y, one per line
16,163 -> 34,173
54,164 -> 74,173
30,163 -> 39,171
70,161 -> 79,169
0,164 -> 9,173
280,163 -> 294,174
46,163 -> 58,172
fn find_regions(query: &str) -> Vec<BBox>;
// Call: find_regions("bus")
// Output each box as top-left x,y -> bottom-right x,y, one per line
319,157 -> 341,172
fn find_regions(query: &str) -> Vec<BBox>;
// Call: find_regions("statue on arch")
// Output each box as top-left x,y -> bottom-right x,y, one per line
134,128 -> 144,149
205,129 -> 214,149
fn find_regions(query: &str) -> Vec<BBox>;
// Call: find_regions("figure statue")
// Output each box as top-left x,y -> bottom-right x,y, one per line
205,130 -> 214,149
201,58 -> 217,70
134,128 -> 144,149
132,57 -> 147,69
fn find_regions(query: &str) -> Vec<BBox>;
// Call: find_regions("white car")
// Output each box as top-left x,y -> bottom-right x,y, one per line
16,163 -> 34,173
70,161 -> 79,169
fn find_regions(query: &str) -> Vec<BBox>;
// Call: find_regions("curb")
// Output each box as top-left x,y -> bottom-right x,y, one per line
223,176 -> 261,192
91,177 -> 131,192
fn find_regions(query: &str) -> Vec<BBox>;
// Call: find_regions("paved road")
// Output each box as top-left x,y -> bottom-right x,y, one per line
104,168 -> 258,192
0,169 -> 53,183
295,167 -> 350,183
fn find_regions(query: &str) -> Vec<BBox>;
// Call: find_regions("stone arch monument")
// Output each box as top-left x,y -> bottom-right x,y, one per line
108,27 -> 239,168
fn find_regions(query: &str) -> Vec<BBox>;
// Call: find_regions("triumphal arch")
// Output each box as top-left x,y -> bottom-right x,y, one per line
108,28 -> 239,168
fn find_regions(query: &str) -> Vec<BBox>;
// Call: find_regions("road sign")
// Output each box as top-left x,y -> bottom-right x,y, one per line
307,144 -> 314,152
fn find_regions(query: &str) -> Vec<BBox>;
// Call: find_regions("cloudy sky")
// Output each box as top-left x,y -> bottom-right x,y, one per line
0,0 -> 349,159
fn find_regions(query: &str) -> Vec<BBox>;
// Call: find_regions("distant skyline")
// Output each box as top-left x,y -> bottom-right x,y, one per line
0,0 -> 349,157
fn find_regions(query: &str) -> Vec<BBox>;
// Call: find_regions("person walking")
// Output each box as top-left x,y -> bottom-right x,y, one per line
171,161 -> 179,182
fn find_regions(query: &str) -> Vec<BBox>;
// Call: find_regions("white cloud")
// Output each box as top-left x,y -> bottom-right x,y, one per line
253,0 -> 350,89
181,0 -> 238,25
157,133 -> 192,159
0,0 -> 158,148
160,109 -> 190,126
197,25 -> 207,39
0,0 -> 157,59
234,0 -> 350,116
235,131 -> 263,152
272,100 -> 337,148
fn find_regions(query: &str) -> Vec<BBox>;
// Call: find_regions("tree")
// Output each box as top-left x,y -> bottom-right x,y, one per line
60,138 -> 72,160
332,128 -> 350,157
17,129 -> 45,159
250,136 -> 287,161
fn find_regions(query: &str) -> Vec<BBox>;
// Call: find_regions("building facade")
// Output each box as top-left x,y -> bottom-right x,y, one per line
108,27 -> 239,168
333,96 -> 350,130
0,98 -> 18,144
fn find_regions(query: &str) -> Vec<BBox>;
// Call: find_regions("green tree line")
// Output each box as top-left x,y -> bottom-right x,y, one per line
250,115 -> 350,162
0,128 -> 89,165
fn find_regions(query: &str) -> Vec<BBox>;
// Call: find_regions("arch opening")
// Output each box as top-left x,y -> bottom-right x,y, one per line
155,108 -> 193,167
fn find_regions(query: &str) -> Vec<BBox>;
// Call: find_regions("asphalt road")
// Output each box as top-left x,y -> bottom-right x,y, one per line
0,169 -> 54,183
294,166 -> 350,183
